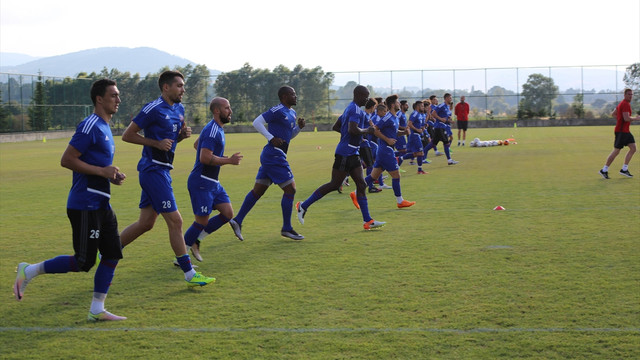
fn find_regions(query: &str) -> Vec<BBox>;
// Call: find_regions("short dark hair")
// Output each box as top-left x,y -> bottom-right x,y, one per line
90,78 -> 117,106
400,100 -> 407,105
158,70 -> 184,92
429,95 -> 437,101
385,94 -> 398,109
365,98 -> 378,109
278,85 -> 294,100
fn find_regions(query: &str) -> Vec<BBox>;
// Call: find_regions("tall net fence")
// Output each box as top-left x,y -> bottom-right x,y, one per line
0,65 -> 632,133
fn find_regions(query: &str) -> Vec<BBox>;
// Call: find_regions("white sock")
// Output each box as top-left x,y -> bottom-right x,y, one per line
396,196 -> 404,204
90,292 -> 107,314
25,262 -> 45,280
197,230 -> 209,241
184,269 -> 197,281
622,164 -> 629,171
603,165 -> 609,172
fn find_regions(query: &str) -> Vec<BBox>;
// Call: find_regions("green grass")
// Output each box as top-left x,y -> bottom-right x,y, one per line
1,126 -> 639,359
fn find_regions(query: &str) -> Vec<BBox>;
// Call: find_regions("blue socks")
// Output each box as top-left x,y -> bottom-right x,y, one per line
392,178 -> 401,197
302,190 -> 323,210
94,258 -> 118,294
184,222 -> 205,246
356,194 -> 372,222
281,193 -> 295,232
234,190 -> 260,225
175,254 -> 193,273
44,255 -> 78,273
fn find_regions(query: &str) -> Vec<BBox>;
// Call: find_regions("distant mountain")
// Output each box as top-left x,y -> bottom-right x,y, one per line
0,52 -> 42,67
0,47 -> 221,77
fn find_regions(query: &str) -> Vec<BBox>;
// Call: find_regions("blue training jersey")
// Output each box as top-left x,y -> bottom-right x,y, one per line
67,114 -> 115,210
433,103 -> 451,129
190,119 -> 225,185
360,112 -> 372,147
408,110 -> 424,134
260,103 -> 299,155
132,96 -> 185,171
397,111 -> 407,129
335,101 -> 365,156
376,112 -> 400,148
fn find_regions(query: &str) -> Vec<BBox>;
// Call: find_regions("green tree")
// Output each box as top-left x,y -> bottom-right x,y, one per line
518,73 -> 558,119
214,63 -> 334,123
487,86 -> 516,116
27,73 -> 51,130
623,62 -> 640,114
571,93 -> 585,118
179,64 -> 211,126
0,88 -> 9,131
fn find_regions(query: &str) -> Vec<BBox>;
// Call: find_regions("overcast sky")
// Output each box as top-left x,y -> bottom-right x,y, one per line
1,0 -> 638,72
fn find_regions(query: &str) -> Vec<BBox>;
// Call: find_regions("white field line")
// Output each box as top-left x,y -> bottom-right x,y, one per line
1,327 -> 639,333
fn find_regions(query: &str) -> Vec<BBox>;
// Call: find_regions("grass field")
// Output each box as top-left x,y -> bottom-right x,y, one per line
1,126 -> 639,359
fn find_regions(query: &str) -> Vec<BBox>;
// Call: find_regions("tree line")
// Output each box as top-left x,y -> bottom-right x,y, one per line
0,63 -> 336,132
1,63 -> 638,132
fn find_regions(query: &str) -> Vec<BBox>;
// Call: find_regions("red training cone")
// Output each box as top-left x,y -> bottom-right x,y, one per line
493,206 -> 505,211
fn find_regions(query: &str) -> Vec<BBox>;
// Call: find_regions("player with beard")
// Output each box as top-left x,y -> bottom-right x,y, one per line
120,70 -> 215,287
14,79 -> 128,321
424,94 -> 458,165
365,95 -> 416,209
182,97 -> 243,262
398,101 -> 427,174
394,100 -> 409,165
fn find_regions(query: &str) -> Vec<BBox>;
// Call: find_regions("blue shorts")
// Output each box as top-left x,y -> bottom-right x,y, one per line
139,169 -> 178,213
407,133 -> 424,153
369,140 -> 378,160
257,147 -> 294,185
395,136 -> 407,151
374,144 -> 400,172
188,176 -> 230,216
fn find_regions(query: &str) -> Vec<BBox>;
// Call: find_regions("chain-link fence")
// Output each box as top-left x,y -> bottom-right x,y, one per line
0,65 -> 633,133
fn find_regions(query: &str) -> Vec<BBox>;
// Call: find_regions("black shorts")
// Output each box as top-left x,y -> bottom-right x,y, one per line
333,154 -> 362,173
614,132 -> 635,149
359,146 -> 374,167
457,120 -> 468,131
68,208 -> 123,271
431,128 -> 450,146
427,127 -> 434,139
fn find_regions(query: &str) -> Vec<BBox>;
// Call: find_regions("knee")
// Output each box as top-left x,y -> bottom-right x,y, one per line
220,209 -> 234,222
165,214 -> 183,229
138,218 -> 156,233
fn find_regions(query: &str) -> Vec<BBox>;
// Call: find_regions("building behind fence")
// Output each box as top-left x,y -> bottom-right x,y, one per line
0,65 -> 632,133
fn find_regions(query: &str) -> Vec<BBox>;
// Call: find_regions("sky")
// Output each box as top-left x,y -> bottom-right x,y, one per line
1,0 -> 639,73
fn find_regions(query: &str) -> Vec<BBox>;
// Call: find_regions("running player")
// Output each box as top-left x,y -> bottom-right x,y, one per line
599,88 -> 638,178
14,79 -> 128,321
394,100 -> 409,170
119,70 -> 215,287
296,85 -> 386,230
400,101 -> 427,174
365,94 -> 416,209
183,97 -> 242,262
424,94 -> 459,165
229,86 -> 306,241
